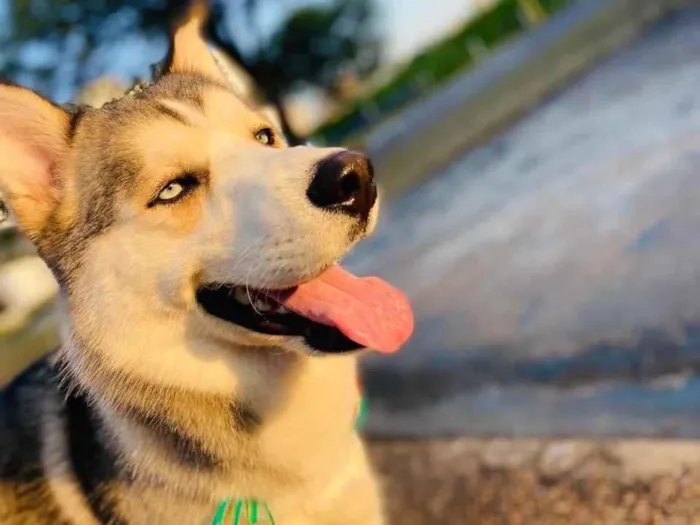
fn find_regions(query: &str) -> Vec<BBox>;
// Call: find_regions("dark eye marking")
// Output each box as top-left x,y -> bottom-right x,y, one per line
63,103 -> 87,142
154,102 -> 191,127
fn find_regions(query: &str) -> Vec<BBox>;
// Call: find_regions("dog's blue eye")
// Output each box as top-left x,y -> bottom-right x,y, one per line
255,128 -> 275,146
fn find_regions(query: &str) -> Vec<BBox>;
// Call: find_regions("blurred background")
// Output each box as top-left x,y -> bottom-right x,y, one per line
4,0 -> 700,521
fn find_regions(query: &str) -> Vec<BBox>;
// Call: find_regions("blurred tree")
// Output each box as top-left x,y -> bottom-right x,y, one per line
1,0 -> 381,144
207,0 -> 380,143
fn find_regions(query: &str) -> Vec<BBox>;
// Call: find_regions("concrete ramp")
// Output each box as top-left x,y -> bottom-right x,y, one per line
351,5 -> 700,439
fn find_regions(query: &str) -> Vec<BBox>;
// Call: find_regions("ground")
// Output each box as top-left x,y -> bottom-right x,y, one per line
370,438 -> 700,524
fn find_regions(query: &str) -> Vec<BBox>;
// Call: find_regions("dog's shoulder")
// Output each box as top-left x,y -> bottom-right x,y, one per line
0,354 -> 71,524
0,354 -> 57,458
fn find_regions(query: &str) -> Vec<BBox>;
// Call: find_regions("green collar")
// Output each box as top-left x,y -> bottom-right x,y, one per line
212,499 -> 275,525
211,395 -> 367,524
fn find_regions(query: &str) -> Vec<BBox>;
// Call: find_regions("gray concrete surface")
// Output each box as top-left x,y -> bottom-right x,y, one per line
351,5 -> 700,439
364,0 -> 689,197
370,437 -> 700,524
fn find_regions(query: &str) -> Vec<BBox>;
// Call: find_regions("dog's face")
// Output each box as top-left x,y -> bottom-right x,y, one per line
0,3 -> 411,394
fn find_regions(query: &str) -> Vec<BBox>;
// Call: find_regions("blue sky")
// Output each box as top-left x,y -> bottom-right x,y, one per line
379,0 -> 480,62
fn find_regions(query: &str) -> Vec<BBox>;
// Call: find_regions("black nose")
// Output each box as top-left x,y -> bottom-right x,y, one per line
307,150 -> 377,220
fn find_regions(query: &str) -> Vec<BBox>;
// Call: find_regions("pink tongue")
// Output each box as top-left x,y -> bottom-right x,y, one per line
276,265 -> 414,353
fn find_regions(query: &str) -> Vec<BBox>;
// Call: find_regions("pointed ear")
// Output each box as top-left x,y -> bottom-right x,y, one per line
165,0 -> 228,83
0,84 -> 69,240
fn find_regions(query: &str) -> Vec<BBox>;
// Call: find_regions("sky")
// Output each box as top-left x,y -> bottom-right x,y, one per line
378,0 -> 481,62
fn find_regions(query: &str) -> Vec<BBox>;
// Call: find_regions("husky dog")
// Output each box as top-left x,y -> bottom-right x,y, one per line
0,2 -> 413,523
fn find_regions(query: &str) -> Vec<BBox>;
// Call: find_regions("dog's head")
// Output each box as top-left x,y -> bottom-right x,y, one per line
0,1 -> 412,393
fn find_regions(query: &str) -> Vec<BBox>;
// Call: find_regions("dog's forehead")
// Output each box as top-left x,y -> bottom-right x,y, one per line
75,73 -> 262,189
144,73 -> 212,109
145,73 -> 265,130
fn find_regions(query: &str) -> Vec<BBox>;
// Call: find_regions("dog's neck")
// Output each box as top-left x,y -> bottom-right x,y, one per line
57,336 -> 361,507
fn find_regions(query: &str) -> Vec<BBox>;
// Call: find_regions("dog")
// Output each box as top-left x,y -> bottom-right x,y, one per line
0,2 -> 413,523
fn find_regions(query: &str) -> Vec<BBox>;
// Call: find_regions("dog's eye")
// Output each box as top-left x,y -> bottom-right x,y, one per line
255,127 -> 275,147
159,182 -> 185,201
149,175 -> 199,207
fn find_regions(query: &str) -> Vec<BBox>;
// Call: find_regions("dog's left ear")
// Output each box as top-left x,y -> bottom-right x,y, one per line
164,0 -> 228,84
0,84 -> 69,241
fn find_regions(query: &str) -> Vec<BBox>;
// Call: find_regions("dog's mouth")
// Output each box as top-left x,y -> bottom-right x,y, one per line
195,265 -> 414,354
195,283 -> 362,353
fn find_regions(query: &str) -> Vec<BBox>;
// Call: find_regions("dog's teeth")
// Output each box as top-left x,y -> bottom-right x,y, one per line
254,299 -> 272,312
277,306 -> 290,314
234,288 -> 251,305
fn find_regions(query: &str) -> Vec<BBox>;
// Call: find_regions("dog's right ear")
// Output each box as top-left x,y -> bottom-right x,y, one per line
163,0 -> 228,84
0,84 -> 69,241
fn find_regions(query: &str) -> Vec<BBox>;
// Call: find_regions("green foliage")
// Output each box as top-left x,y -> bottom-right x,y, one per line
540,0 -> 575,11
